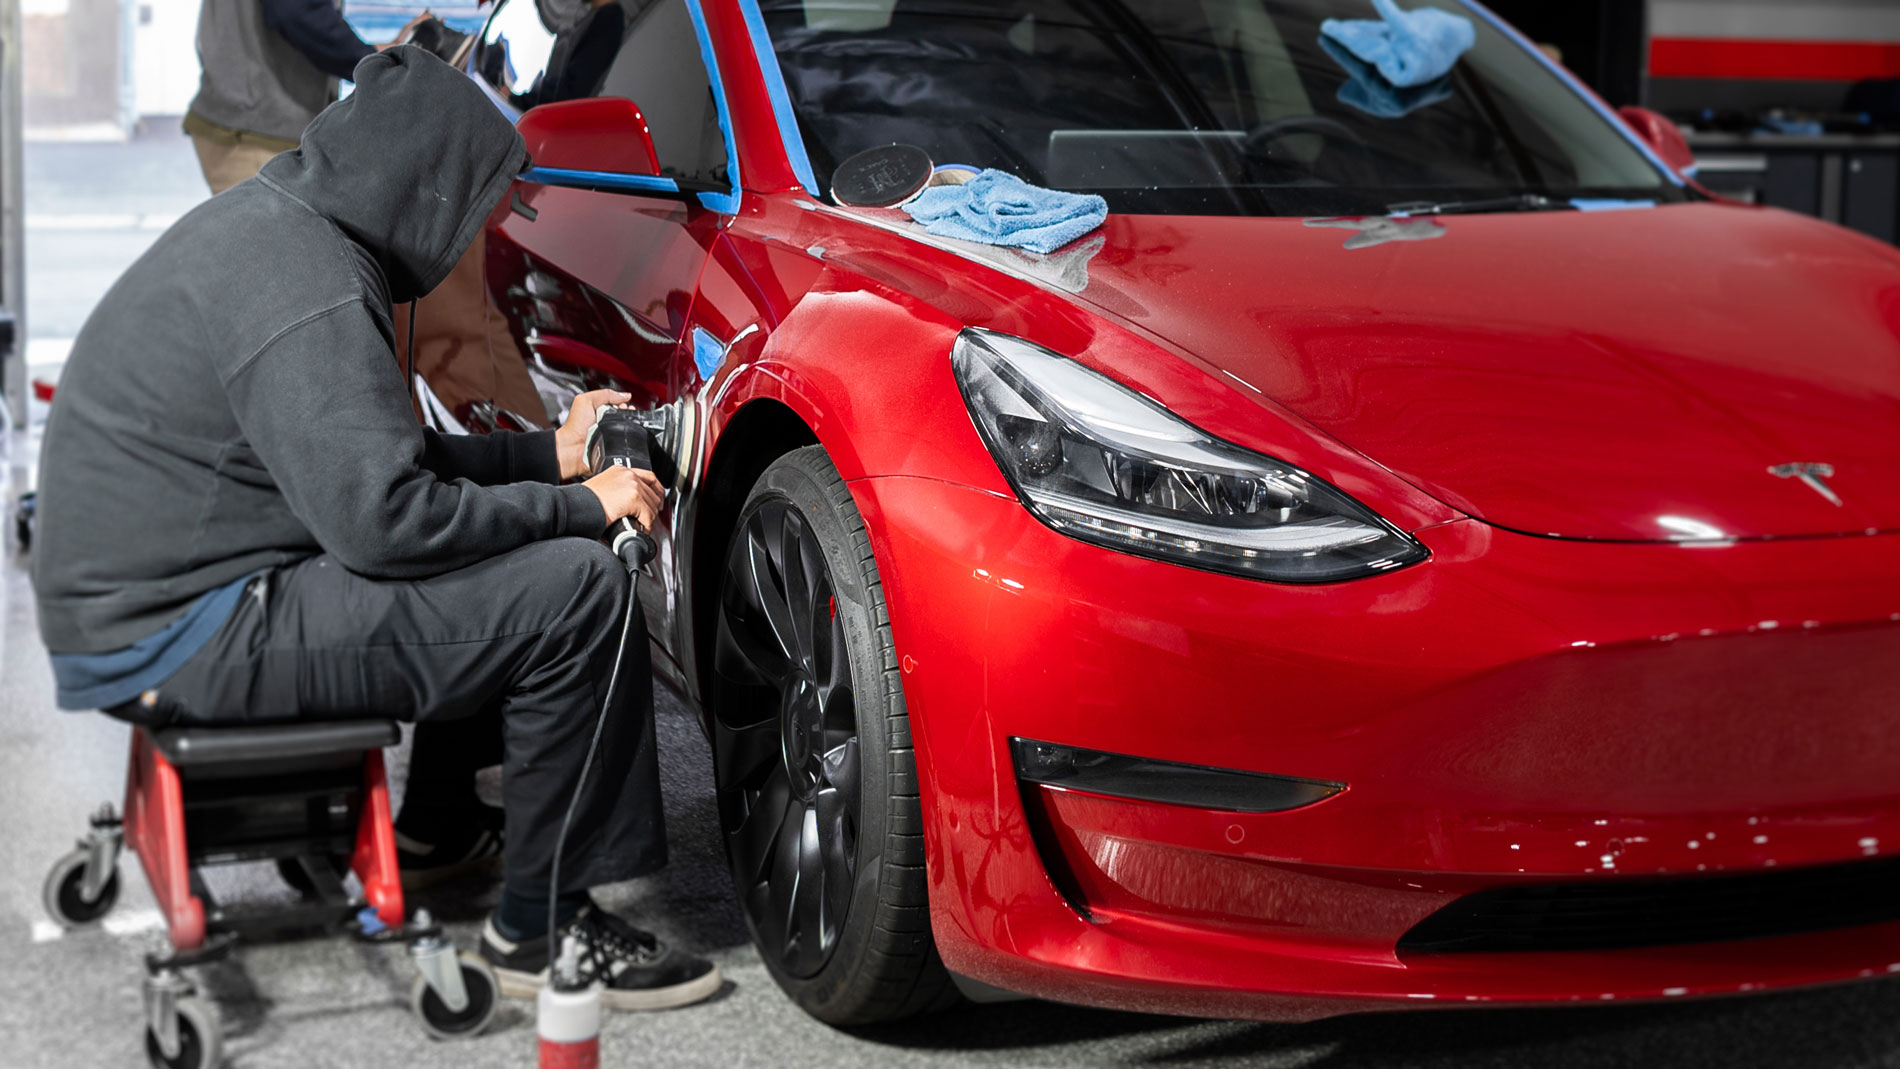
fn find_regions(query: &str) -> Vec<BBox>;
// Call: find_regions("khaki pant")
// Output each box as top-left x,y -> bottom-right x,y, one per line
189,132 -> 287,195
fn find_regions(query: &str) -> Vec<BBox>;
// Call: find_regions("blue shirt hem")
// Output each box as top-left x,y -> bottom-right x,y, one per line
50,574 -> 260,711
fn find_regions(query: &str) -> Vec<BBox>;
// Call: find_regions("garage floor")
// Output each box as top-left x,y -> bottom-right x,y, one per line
7,130 -> 1900,1069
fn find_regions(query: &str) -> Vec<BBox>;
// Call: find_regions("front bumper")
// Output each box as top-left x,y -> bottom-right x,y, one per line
851,474 -> 1900,1020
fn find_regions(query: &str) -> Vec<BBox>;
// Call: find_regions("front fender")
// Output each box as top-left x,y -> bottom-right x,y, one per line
695,255 -> 1012,493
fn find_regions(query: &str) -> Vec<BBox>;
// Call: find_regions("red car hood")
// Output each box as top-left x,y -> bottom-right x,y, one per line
1069,202 -> 1900,542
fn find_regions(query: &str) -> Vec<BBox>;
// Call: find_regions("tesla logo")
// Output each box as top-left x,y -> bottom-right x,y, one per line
1769,462 -> 1843,507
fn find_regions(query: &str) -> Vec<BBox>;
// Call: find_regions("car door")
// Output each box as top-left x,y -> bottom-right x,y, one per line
467,0 -> 736,681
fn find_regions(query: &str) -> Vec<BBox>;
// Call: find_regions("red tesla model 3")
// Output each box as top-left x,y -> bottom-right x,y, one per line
427,0 -> 1900,1025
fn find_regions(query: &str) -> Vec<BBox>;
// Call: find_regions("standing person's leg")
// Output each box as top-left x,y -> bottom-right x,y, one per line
152,539 -> 714,1007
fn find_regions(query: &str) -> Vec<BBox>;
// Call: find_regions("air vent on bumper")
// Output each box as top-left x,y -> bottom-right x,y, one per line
1009,738 -> 1342,812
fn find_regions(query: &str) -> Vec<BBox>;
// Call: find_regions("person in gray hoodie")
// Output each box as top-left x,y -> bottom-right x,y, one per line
32,46 -> 719,1010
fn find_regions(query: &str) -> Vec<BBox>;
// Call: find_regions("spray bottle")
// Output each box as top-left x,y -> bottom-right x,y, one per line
537,936 -> 601,1069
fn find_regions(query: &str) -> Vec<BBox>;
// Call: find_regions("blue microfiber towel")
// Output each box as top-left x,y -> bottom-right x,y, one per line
902,169 -> 1107,255
1320,0 -> 1475,89
1320,35 -> 1453,118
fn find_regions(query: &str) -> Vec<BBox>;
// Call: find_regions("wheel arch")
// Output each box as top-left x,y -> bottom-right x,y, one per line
681,285 -> 1002,708
688,395 -> 820,710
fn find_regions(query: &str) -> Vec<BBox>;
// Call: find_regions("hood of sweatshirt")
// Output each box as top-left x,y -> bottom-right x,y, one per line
260,45 -> 527,303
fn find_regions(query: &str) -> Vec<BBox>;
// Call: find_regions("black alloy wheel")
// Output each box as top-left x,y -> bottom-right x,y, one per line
710,446 -> 955,1024
716,494 -> 860,978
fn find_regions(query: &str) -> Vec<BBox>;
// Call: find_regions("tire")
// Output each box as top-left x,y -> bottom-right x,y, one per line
410,953 -> 500,1040
145,995 -> 221,1069
709,446 -> 957,1025
43,846 -> 119,928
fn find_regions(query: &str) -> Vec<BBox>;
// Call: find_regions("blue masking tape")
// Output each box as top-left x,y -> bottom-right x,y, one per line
1570,198 -> 1656,212
692,327 -> 725,382
736,0 -> 821,199
684,0 -> 744,214
521,167 -> 681,195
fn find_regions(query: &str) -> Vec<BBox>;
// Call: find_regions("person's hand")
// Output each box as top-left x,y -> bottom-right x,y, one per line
584,466 -> 666,533
378,11 -> 435,50
556,389 -> 634,480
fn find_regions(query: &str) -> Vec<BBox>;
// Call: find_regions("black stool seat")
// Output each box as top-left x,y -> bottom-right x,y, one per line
154,721 -> 399,767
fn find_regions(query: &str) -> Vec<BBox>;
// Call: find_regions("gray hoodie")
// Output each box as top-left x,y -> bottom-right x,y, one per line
34,46 -> 605,656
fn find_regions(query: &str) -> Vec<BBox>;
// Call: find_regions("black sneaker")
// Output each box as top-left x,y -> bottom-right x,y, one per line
480,905 -> 722,1011
395,805 -> 504,889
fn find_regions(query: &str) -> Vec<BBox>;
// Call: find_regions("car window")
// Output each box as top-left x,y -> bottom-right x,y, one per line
474,0 -> 729,187
761,0 -> 1687,217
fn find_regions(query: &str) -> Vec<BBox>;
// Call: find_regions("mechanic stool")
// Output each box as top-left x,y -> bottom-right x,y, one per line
42,719 -> 499,1069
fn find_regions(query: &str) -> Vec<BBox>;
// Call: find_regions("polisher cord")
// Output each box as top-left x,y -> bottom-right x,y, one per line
545,564 -> 640,970
404,299 -> 418,408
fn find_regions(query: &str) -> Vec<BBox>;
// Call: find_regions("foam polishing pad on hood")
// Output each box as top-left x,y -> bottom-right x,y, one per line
832,144 -> 934,208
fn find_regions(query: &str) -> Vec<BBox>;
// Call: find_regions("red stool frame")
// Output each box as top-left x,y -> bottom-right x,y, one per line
120,727 -> 405,951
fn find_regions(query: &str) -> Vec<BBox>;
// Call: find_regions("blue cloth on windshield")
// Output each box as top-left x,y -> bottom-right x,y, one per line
49,574 -> 256,711
1320,36 -> 1454,118
902,169 -> 1107,255
1320,0 -> 1475,89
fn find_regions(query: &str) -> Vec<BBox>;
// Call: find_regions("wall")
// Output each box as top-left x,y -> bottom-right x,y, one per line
132,0 -> 200,117
23,0 -> 125,133
1649,0 -> 1900,115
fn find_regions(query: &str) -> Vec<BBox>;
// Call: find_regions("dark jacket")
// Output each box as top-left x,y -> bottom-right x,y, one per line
34,46 -> 605,655
262,0 -> 378,80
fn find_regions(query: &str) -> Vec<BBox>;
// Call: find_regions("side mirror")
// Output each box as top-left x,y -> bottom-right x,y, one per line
516,97 -> 661,177
1617,105 -> 1697,177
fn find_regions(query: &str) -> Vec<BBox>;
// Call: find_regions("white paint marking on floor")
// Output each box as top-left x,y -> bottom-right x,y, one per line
25,213 -> 182,232
102,908 -> 164,937
31,920 -> 64,944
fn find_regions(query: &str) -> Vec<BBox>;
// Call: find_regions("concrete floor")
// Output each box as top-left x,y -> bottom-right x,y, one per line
7,127 -> 1900,1069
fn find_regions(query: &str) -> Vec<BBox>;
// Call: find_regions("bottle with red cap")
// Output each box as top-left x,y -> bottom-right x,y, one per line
538,936 -> 600,1069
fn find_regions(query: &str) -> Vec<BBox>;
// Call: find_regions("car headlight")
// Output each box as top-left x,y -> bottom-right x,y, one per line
952,329 -> 1428,583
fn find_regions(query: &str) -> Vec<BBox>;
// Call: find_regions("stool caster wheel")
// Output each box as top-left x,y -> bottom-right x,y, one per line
43,845 -> 120,928
410,951 -> 499,1040
144,994 -> 221,1069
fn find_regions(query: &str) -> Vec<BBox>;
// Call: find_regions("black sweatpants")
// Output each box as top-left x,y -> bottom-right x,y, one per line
150,537 -> 666,894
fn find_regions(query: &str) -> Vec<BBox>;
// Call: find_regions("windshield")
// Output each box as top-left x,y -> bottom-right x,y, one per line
761,0 -> 1689,216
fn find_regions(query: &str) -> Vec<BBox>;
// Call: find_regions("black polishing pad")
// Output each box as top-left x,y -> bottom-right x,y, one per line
831,144 -> 934,208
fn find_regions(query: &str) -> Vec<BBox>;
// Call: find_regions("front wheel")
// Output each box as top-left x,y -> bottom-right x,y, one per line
709,446 -> 956,1025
